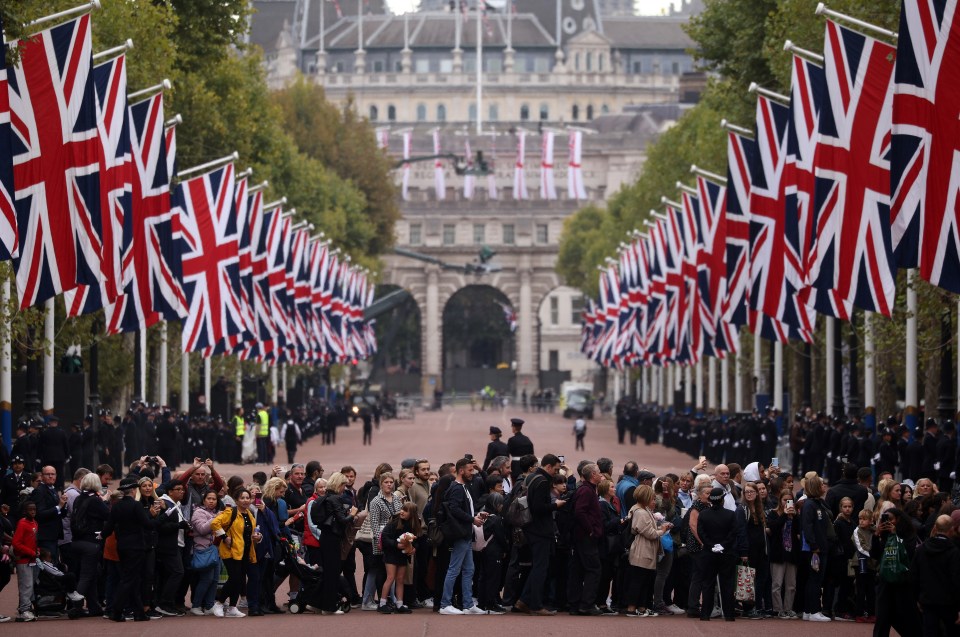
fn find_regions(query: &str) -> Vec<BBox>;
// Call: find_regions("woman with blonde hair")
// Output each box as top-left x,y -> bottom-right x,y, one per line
875,479 -> 903,518
624,485 -> 671,617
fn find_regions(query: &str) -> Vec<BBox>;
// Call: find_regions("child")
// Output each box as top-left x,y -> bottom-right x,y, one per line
831,497 -> 857,621
852,509 -> 876,622
12,501 -> 39,622
378,501 -> 421,614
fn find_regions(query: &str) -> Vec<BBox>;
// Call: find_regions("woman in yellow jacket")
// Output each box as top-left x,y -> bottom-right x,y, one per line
624,484 -> 672,617
210,489 -> 261,618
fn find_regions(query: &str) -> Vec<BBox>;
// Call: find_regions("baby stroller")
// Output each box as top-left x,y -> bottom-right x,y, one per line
279,537 -> 351,615
34,560 -> 85,620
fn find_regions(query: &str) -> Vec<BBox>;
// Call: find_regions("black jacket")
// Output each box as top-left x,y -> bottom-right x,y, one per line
766,510 -> 801,564
800,497 -> 831,554
697,505 -> 737,553
442,480 -> 475,539
38,426 -> 70,463
523,469 -> 554,540
70,490 -> 110,543
29,483 -> 65,543
102,495 -> 157,552
824,479 -> 868,518
482,440 -> 509,473
315,492 -> 354,537
911,535 -> 960,608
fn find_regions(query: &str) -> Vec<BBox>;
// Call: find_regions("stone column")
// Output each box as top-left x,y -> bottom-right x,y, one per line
517,267 -> 536,393
422,266 -> 441,404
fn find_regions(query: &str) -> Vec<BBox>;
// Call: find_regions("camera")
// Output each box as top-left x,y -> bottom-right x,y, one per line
146,456 -> 158,464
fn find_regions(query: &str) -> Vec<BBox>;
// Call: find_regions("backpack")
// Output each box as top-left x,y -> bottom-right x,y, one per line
878,534 -> 909,583
70,493 -> 93,538
504,474 -> 544,528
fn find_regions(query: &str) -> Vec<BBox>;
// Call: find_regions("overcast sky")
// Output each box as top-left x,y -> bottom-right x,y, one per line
384,0 -> 681,15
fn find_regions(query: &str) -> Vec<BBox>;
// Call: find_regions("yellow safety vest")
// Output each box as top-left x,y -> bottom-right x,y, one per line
233,415 -> 245,437
258,409 -> 269,437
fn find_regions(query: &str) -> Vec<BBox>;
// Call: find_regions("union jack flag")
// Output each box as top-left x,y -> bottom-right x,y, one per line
645,220 -> 669,365
749,94 -> 816,333
64,54 -> 131,316
9,15 -> 102,308
695,176 -> 734,356
178,163 -> 243,353
592,265 -> 621,366
0,16 -> 17,261
662,205 -> 688,362
891,0 -> 960,293
723,131 -> 754,329
678,192 -> 702,363
106,93 -> 183,334
807,20 -> 897,317
248,204 -> 280,360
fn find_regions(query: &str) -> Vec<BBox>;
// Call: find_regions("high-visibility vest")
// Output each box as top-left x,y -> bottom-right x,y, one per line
258,409 -> 269,437
233,415 -> 245,437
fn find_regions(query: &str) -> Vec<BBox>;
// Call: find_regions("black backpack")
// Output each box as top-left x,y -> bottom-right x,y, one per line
70,493 -> 93,538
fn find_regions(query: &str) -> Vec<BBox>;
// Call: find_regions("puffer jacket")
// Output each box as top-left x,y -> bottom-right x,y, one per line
210,506 -> 258,563
191,505 -> 218,550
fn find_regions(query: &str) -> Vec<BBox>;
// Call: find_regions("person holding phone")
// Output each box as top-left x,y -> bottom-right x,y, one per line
246,483 -> 280,616
211,489 -> 261,618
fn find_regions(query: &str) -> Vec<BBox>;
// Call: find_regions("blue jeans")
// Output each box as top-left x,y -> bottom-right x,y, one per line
192,561 -> 219,611
441,538 -> 475,609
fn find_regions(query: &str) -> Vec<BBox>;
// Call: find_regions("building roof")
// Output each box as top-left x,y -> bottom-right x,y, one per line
601,17 -> 693,49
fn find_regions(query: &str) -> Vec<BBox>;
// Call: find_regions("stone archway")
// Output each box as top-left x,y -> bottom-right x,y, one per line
442,284 -> 517,398
369,284 -> 422,396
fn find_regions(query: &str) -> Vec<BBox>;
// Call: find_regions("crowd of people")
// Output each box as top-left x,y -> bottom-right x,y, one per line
0,407 -> 959,637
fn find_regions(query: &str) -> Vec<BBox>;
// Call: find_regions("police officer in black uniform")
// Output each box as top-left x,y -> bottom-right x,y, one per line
920,418 -> 940,480
0,455 -> 29,521
506,417 -> 534,479
482,426 -> 509,473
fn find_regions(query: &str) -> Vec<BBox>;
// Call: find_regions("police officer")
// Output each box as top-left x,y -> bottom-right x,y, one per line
1,455 -> 29,520
482,426 -> 509,473
256,402 -> 270,463
507,418 -> 534,479
232,407 -> 246,463
921,418 -> 940,480
38,415 -> 69,488
875,428 -> 899,476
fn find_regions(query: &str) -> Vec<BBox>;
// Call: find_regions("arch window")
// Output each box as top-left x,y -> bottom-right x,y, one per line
598,53 -> 605,72
586,105 -> 594,120
520,103 -> 530,121
368,105 -> 378,121
416,103 -> 427,121
586,52 -> 593,72
575,52 -> 581,71
469,103 -> 477,122
387,104 -> 397,121
488,104 -> 499,121
437,104 -> 447,122
539,103 -> 549,121
571,104 -> 580,121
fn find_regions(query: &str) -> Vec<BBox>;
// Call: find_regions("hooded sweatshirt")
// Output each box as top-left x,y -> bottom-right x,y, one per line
911,534 -> 960,607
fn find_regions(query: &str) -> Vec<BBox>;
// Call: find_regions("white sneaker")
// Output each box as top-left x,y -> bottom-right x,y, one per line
665,604 -> 684,615
421,597 -> 434,607
213,602 -> 225,617
189,607 -> 205,616
439,606 -> 464,615
0,615 -> 11,623
224,606 -> 246,618
17,610 -> 36,622
808,612 -> 831,622
710,607 -> 722,618
204,607 -> 217,616
361,602 -> 379,611
802,613 -> 810,621
237,598 -> 248,609
66,591 -> 85,602
463,606 -> 486,615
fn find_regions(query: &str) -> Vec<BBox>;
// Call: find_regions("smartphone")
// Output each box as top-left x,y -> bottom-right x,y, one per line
771,457 -> 779,468
699,455 -> 706,464
786,500 -> 794,509
254,495 -> 262,506
558,455 -> 566,464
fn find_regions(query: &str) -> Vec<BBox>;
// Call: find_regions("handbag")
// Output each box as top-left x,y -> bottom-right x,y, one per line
471,523 -> 491,552
190,544 -> 220,570
356,502 -> 373,543
735,564 -> 756,602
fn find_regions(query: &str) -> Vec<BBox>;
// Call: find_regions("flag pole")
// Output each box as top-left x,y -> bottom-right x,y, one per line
695,361 -> 703,413
92,38 -> 133,62
753,329 -> 762,409
864,311 -> 876,431
249,180 -> 269,193
815,3 -> 898,40
720,119 -> 754,138
164,114 -> 182,129
825,315 -> 835,415
203,356 -> 211,416
774,340 -> 784,410
676,182 -> 697,196
236,167 -> 253,180
708,357 -> 717,413
734,348 -> 743,412
180,350 -> 189,414
0,276 -> 10,452
177,151 -> 239,180
27,0 -> 100,29
128,78 -> 171,101
748,82 -> 789,104
691,165 -> 727,184
659,196 -> 682,209
42,298 -> 54,415
159,321 -> 168,405
784,40 -> 824,64
264,197 -> 288,211
905,271 -> 918,435
719,355 -> 728,414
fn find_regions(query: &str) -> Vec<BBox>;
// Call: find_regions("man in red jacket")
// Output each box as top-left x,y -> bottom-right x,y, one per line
13,501 -> 39,622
